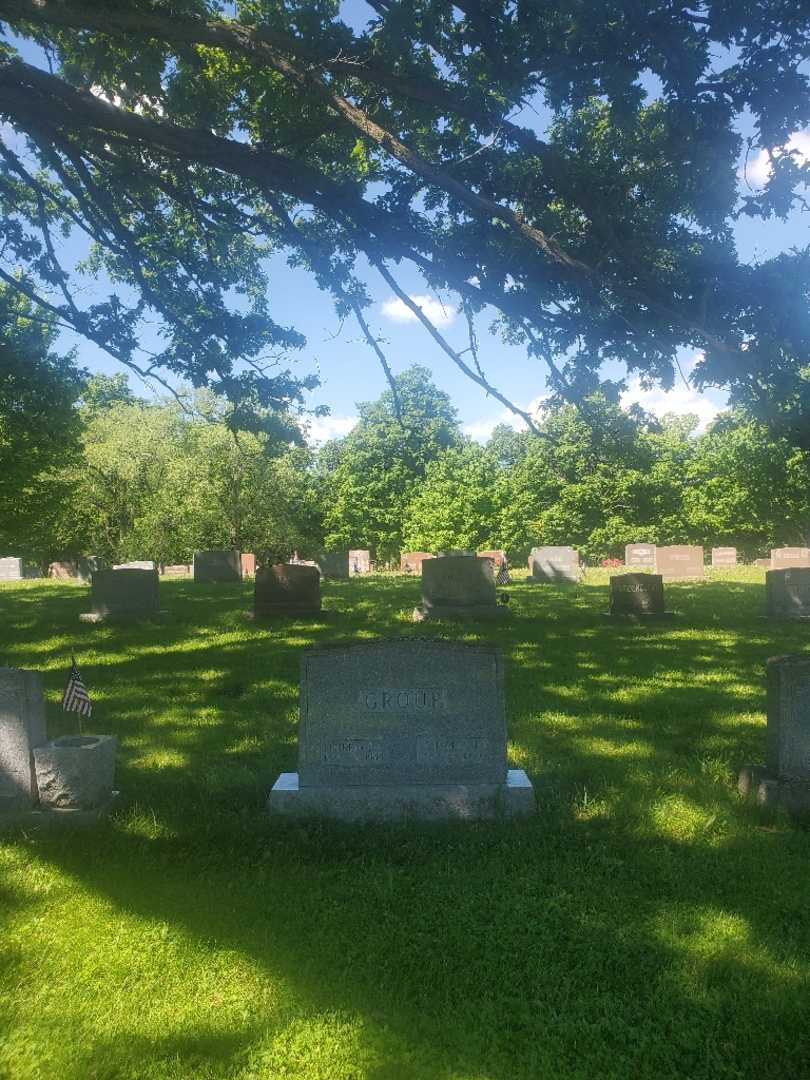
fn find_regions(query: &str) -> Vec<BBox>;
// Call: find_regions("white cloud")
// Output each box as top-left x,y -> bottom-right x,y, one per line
741,130 -> 810,189
620,377 -> 723,433
464,395 -> 549,442
380,294 -> 456,327
303,415 -> 357,445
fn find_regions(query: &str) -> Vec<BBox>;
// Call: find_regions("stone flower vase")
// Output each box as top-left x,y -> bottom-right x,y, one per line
33,734 -> 117,810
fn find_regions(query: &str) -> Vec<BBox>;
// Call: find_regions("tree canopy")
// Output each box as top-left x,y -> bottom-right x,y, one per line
0,0 -> 808,438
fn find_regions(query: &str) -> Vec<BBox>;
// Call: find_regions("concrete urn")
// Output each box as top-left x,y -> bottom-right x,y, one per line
33,734 -> 117,810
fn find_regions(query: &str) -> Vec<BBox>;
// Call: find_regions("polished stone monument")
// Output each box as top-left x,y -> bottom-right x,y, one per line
0,669 -> 47,811
193,549 -> 242,583
528,546 -> 579,584
80,568 -> 162,622
413,555 -> 506,621
625,544 -> 656,568
268,641 -> 535,820
739,654 -> 810,813
655,545 -> 704,581
766,568 -> 810,620
607,573 -> 672,618
252,563 -> 321,617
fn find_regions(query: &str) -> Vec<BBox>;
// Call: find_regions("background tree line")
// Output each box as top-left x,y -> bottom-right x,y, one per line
4,346 -> 810,567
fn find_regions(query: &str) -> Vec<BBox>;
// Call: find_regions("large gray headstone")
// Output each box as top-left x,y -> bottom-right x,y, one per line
771,547 -> 810,571
253,564 -> 321,616
0,669 -> 47,811
319,551 -> 350,579
528,546 -> 579,584
193,549 -> 241,583
609,573 -> 670,617
415,555 -> 505,621
349,549 -> 372,575
268,641 -> 534,820
400,551 -> 433,573
81,569 -> 161,622
655,545 -> 704,581
711,547 -> 737,567
767,654 -> 810,779
625,544 -> 656,568
766,568 -> 810,619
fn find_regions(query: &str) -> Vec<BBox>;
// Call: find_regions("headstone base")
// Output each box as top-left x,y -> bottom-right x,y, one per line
0,791 -> 119,830
33,735 -> 117,810
79,610 -> 167,623
412,603 -> 508,622
738,765 -> 810,814
268,769 -> 535,821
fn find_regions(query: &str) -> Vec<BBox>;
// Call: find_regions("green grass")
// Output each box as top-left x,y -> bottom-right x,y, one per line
2,568 -> 810,1079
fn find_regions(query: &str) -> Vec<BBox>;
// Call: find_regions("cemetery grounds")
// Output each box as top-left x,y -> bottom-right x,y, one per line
1,567 -> 809,1079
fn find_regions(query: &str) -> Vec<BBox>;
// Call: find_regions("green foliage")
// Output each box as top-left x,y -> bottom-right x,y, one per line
321,366 -> 460,559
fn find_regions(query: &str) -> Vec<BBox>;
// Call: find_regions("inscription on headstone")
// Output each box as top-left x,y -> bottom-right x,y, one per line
608,573 -> 670,618
268,641 -> 534,820
80,569 -> 162,622
0,669 -> 47,811
528,546 -> 579,584
711,547 -> 738,567
655,545 -> 705,581
193,549 -> 241,583
771,547 -> 810,570
766,567 -> 810,619
253,563 -> 321,617
400,551 -> 434,573
625,544 -> 656,568
414,555 -> 505,621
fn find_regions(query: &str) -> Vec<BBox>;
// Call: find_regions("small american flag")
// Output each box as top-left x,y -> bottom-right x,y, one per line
496,559 -> 510,585
62,656 -> 92,722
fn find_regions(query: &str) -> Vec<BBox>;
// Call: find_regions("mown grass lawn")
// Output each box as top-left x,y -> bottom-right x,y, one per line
1,568 -> 810,1079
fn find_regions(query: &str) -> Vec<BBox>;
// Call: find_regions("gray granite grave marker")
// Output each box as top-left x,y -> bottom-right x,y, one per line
766,567 -> 810,620
268,641 -> 535,820
252,564 -> 321,617
655,545 -> 704,581
528,546 -> 579,584
0,669 -> 47,811
193,549 -> 241,583
625,544 -> 656,568
711,547 -> 738,567
80,568 -> 162,622
414,555 -> 506,621
740,654 -> 810,812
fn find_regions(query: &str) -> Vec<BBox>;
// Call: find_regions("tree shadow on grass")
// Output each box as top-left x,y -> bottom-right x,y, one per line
3,576 -> 810,1076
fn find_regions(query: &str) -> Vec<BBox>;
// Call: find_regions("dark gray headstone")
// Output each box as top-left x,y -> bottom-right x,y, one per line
771,547 -> 810,571
81,569 -> 161,622
268,641 -> 534,820
711,547 -> 737,567
0,669 -> 47,811
609,573 -> 669,617
655,545 -> 704,581
767,654 -> 810,779
528,546 -> 579,584
766,567 -> 810,619
193,549 -> 241,583
319,551 -> 350,579
625,544 -> 656,568
415,555 -> 505,621
253,564 -> 321,616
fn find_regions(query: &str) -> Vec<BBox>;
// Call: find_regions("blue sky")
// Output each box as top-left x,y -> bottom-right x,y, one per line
3,3 -> 808,443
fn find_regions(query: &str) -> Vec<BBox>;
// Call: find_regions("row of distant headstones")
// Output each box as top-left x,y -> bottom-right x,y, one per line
4,544 -> 810,582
